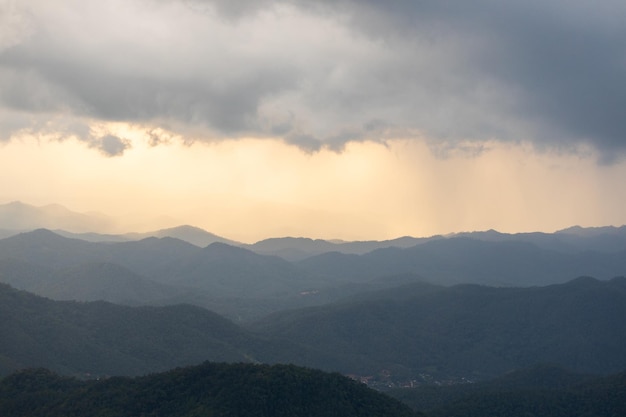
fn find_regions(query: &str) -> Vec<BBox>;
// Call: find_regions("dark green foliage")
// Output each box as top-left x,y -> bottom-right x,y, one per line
388,364 -> 594,411
253,277 -> 626,378
3,276 -> 626,382
0,363 -> 420,417
0,283 -> 263,377
421,369 -> 626,417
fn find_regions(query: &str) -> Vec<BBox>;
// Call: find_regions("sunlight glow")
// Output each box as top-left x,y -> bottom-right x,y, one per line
2,129 -> 625,242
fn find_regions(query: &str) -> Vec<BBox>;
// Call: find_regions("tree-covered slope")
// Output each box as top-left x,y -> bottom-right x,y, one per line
388,364 -> 595,412
0,363 -> 421,417
423,368 -> 626,417
3,275 -> 626,383
253,277 -> 626,379
0,283 -> 262,377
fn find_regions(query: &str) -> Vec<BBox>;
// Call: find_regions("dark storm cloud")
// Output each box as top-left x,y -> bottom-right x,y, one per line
484,5 -> 626,158
0,27 -> 298,135
296,0 -> 626,156
1,0 -> 625,159
182,0 -> 275,19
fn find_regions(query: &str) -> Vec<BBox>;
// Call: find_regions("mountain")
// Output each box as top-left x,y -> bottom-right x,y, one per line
0,283 -> 353,379
0,230 -> 340,320
0,229 -> 103,269
455,227 -> 626,253
556,224 -> 626,237
0,230 -> 314,299
246,226 -> 626,262
0,229 -> 203,275
3,275 -> 626,387
2,201 -> 624,257
246,237 -> 342,261
0,201 -> 114,233
0,283 -> 262,377
0,258 -> 162,303
123,225 -> 241,247
98,236 -> 203,278
298,237 -> 626,286
52,230 -> 131,243
3,229 -> 626,322
0,201 -> 238,247
0,363 -> 420,417
247,236 -> 439,261
252,276 -> 626,379
51,225 -> 239,247
150,242 -> 328,299
334,236 -> 440,255
19,262 -> 187,305
0,229 -> 20,240
0,257 -> 52,291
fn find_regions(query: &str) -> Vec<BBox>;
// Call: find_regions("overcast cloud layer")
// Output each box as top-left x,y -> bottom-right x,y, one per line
1,0 -> 625,159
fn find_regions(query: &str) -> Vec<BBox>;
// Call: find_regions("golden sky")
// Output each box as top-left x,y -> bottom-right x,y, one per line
2,128 -> 625,243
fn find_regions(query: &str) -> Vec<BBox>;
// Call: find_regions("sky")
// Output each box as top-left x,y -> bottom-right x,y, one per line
1,0 -> 626,242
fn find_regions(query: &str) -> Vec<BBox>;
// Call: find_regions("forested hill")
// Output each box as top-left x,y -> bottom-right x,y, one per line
0,362 -> 421,417
253,276 -> 626,379
4,276 -> 626,382
0,283 -> 261,377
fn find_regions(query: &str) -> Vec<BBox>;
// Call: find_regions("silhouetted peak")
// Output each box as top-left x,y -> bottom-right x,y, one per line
15,229 -> 68,242
567,276 -> 601,287
204,241 -> 246,253
557,225 -> 626,236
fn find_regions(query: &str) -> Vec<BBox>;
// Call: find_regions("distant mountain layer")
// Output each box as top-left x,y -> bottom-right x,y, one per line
2,229 -> 626,322
0,363 -> 419,417
0,201 -> 114,233
123,225 -> 240,247
297,237 -> 626,286
0,231 -> 309,320
0,201 -> 238,247
2,201 -> 626,259
247,226 -> 626,260
0,259 -> 187,306
246,236 -> 436,260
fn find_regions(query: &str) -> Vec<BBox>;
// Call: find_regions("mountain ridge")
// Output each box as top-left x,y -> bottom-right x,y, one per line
252,276 -> 626,379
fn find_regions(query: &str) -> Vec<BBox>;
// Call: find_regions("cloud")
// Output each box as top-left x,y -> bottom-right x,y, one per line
89,134 -> 131,157
305,0 -> 626,156
0,110 -> 129,156
0,0 -> 625,161
0,1 -> 34,51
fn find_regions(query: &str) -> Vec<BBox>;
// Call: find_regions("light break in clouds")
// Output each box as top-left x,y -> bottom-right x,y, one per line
1,0 -> 626,159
